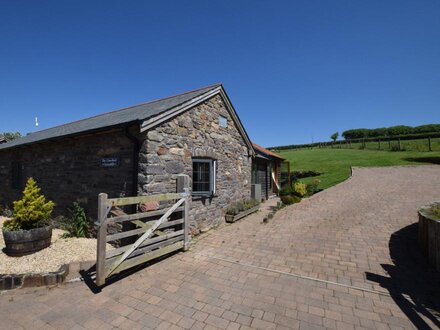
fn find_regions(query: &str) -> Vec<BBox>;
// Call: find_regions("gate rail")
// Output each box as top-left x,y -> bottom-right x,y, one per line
95,178 -> 190,286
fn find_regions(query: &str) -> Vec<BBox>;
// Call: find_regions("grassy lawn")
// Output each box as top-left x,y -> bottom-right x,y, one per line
279,148 -> 440,190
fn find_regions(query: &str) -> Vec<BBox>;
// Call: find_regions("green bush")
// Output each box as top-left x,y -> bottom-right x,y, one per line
427,203 -> 440,220
293,182 -> 307,197
306,179 -> 321,196
61,202 -> 89,238
280,195 -> 301,205
226,204 -> 238,216
3,178 -> 55,231
226,199 -> 259,215
290,170 -> 320,182
279,185 -> 293,196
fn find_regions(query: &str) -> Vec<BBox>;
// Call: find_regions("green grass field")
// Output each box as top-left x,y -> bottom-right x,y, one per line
341,137 -> 440,152
279,148 -> 440,190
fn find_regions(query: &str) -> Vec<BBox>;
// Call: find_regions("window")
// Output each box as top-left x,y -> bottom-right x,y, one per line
218,115 -> 227,128
11,161 -> 22,189
192,158 -> 216,196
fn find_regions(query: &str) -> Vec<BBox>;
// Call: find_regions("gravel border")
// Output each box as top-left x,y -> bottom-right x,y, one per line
0,217 -> 110,274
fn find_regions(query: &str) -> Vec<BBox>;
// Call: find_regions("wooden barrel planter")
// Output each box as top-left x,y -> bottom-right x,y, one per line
225,205 -> 260,223
2,226 -> 52,257
418,202 -> 440,271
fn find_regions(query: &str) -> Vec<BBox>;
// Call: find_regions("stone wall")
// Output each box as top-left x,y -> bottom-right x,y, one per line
138,94 -> 252,234
0,129 -> 135,217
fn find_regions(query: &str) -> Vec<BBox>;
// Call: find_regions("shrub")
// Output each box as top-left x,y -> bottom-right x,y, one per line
427,203 -> 440,220
290,170 -> 321,182
293,182 -> 307,197
280,195 -> 301,205
279,184 -> 293,196
226,205 -> 239,216
62,202 -> 89,238
243,199 -> 259,209
3,178 -> 55,231
226,199 -> 259,216
306,179 -> 321,196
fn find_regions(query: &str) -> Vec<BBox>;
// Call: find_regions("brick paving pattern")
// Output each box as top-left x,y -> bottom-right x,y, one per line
1,166 -> 439,329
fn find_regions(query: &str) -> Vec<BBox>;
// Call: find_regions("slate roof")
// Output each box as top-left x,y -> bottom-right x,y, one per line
252,143 -> 285,160
0,84 -> 221,151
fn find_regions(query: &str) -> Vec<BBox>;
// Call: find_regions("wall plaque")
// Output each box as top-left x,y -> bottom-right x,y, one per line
101,157 -> 120,167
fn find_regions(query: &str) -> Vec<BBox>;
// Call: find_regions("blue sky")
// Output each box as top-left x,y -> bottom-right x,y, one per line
1,1 -> 439,146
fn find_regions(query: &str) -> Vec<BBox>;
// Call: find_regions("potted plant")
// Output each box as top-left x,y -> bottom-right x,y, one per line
418,201 -> 440,271
2,177 -> 55,256
225,199 -> 260,223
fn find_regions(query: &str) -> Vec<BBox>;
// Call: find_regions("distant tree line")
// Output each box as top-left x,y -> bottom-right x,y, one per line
269,123 -> 440,151
342,124 -> 440,140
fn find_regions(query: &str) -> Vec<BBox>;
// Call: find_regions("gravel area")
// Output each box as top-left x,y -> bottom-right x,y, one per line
0,217 -> 107,274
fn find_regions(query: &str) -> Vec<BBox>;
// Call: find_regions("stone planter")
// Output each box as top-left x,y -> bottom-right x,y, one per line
2,225 -> 52,257
225,205 -> 260,223
418,202 -> 440,271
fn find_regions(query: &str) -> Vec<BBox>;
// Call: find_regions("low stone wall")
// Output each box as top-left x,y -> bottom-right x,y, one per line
0,260 -> 94,291
418,202 -> 440,271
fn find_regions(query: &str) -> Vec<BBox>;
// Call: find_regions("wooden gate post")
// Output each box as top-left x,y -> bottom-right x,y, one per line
96,193 -> 108,286
177,175 -> 190,251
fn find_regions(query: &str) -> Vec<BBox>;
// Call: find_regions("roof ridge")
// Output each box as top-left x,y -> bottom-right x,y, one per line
23,83 -> 222,136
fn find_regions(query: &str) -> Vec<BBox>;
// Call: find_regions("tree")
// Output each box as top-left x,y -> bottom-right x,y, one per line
330,132 -> 339,142
387,125 -> 413,136
413,124 -> 440,134
1,131 -> 22,141
369,127 -> 387,137
342,129 -> 369,140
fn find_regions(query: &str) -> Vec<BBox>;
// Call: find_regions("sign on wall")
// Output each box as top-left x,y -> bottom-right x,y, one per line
101,157 -> 120,167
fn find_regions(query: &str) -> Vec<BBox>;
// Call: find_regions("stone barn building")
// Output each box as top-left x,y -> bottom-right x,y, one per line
0,84 -> 255,233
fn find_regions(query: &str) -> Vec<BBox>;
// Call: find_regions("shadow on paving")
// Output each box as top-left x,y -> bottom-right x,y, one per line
79,250 -> 182,294
366,223 -> 440,329
404,156 -> 440,165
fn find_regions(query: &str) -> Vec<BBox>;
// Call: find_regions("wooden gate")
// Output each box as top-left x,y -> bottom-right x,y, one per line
95,182 -> 190,286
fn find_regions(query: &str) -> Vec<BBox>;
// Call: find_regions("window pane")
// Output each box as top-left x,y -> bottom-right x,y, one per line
219,116 -> 227,128
193,160 -> 212,193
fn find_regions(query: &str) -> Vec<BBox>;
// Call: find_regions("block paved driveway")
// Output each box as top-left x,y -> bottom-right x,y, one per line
1,166 -> 440,329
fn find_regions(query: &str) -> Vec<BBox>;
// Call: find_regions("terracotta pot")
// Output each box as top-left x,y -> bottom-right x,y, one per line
2,225 -> 52,257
